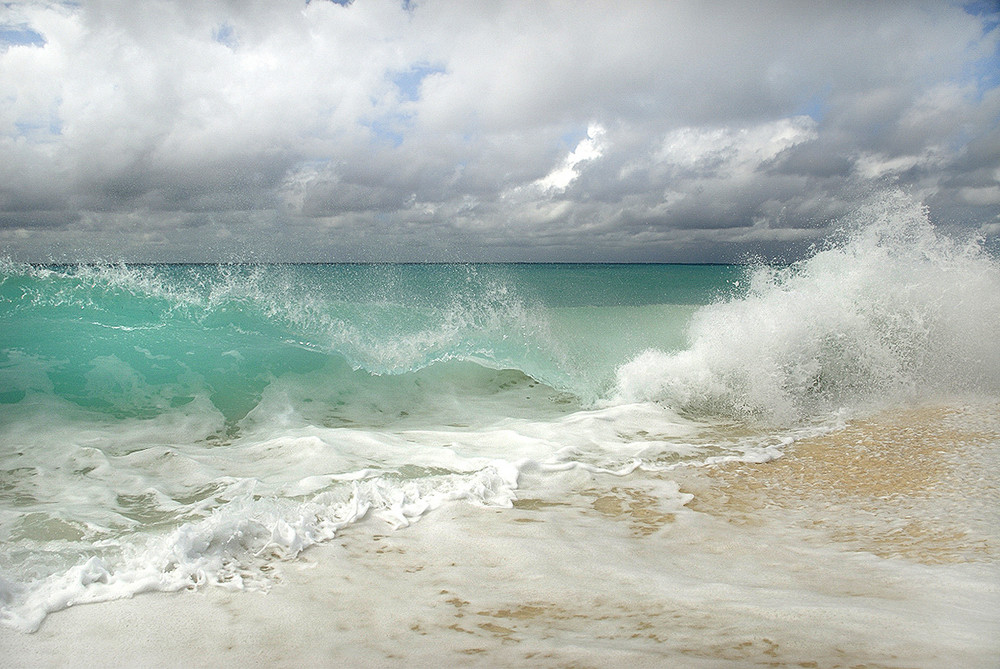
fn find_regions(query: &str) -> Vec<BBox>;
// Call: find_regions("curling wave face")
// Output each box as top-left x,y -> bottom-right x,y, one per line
1,191 -> 998,632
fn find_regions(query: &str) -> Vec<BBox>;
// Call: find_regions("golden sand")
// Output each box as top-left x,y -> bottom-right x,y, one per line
679,404 -> 999,563
4,405 -> 997,667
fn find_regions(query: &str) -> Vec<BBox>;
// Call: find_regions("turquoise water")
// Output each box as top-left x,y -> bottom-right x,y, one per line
1,194 -> 999,632
0,262 -> 741,423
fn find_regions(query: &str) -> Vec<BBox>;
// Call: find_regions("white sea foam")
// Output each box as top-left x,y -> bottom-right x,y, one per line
0,456 -> 524,633
0,383 -> 778,634
616,191 -> 1000,421
3,194 -> 997,641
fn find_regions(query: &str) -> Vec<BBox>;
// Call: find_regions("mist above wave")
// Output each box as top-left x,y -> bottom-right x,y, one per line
616,191 -> 1000,422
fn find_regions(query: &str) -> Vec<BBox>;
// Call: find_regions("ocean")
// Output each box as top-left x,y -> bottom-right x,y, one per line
2,195 -> 999,666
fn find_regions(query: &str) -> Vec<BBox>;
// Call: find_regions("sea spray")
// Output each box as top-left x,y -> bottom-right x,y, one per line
2,191 -> 997,633
615,191 -> 1000,422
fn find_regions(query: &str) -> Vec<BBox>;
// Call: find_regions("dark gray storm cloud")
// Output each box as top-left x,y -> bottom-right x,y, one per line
1,0 -> 998,262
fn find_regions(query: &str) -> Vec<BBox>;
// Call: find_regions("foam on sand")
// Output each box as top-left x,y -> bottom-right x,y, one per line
4,403 -> 998,667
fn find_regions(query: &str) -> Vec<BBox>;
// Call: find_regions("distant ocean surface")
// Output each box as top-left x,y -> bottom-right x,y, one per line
2,195 -> 999,660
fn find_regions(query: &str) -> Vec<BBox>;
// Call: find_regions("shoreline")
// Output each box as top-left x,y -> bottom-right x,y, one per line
4,404 -> 998,668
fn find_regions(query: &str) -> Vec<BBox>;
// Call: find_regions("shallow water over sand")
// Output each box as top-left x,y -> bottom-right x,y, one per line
3,196 -> 999,664
5,400 -> 997,668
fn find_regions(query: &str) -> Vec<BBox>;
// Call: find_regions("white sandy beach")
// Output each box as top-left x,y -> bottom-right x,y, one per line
4,404 -> 998,668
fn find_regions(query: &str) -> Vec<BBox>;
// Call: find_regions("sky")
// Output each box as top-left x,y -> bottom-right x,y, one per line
1,0 -> 999,263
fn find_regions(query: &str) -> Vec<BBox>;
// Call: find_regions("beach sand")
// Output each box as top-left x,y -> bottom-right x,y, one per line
3,403 -> 998,668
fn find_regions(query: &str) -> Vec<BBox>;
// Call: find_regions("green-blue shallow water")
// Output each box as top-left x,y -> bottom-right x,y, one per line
2,199 -> 999,632
0,263 -> 741,422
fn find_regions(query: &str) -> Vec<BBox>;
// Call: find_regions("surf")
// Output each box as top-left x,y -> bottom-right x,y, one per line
1,189 -> 998,633
615,190 -> 1000,422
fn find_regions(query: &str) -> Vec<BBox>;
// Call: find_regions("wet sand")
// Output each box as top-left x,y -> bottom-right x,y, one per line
679,404 -> 999,563
3,403 -> 998,667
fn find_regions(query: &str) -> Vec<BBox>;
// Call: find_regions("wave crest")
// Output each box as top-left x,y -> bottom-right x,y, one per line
615,191 -> 1000,421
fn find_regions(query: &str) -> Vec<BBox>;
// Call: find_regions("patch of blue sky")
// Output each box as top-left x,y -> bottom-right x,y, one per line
391,64 -> 445,102
974,50 -> 1000,94
972,37 -> 1000,93
963,1 -> 1000,32
212,22 -> 237,49
793,86 -> 831,122
962,1 -> 1000,96
559,126 -> 590,150
369,116 -> 406,147
13,114 -> 62,142
0,26 -> 46,49
959,38 -> 1000,99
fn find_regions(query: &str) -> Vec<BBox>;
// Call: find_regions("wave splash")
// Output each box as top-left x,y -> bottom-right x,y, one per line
616,191 -> 1000,421
0,262 -> 579,422
3,190 -> 998,633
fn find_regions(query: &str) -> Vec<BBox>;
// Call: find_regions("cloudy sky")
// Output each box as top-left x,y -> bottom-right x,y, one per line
1,0 -> 998,262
